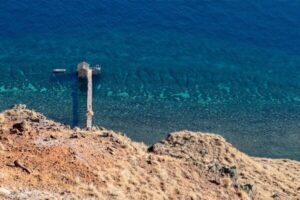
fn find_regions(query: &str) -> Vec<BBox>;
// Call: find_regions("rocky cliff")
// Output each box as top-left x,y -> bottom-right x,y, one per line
0,105 -> 299,200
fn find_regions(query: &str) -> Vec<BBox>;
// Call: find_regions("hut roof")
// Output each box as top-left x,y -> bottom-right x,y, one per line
77,61 -> 90,70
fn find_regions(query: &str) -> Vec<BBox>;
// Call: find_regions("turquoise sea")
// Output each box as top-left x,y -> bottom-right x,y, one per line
0,1 -> 299,160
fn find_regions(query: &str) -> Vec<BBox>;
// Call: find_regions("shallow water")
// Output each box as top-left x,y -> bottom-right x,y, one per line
0,1 -> 299,160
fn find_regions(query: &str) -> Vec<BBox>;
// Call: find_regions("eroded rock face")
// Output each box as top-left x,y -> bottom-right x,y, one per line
11,121 -> 29,133
149,132 -> 247,166
0,105 -> 299,200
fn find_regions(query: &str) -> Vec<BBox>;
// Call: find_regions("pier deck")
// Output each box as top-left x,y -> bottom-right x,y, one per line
86,68 -> 93,129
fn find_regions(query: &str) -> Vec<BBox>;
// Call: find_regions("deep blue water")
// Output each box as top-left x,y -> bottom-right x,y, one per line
0,0 -> 299,160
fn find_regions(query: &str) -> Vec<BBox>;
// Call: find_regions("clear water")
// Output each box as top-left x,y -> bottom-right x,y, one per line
0,1 -> 299,160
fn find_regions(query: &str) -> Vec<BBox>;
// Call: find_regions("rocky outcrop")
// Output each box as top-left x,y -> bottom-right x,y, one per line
0,105 -> 299,200
149,131 -> 300,199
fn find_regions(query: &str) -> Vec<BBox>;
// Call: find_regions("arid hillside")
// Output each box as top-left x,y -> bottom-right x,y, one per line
0,105 -> 299,200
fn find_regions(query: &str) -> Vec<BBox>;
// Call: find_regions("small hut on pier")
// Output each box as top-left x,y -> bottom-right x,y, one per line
77,61 -> 90,78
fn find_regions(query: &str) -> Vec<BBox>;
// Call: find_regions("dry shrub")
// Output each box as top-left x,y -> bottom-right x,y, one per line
0,114 -> 5,123
222,177 -> 232,188
237,189 -> 250,200
0,142 -> 6,151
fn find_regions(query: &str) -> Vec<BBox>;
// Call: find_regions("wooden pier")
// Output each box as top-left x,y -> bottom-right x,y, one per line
77,62 -> 101,129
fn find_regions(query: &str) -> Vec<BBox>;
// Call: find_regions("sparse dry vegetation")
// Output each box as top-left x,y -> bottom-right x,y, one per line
0,105 -> 299,200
